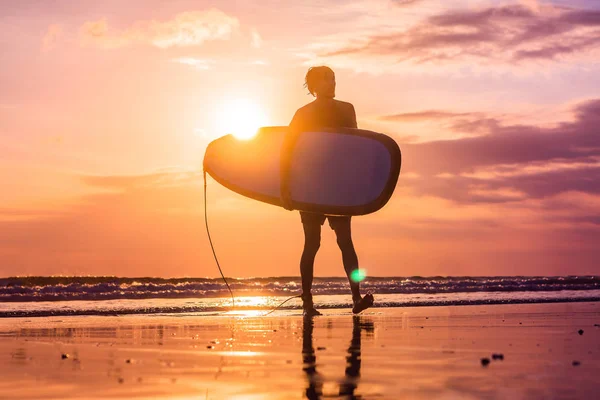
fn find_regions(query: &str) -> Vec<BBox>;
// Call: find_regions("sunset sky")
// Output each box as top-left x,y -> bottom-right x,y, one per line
1,0 -> 599,278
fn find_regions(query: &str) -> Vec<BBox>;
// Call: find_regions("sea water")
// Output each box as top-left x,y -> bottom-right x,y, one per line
1,276 -> 599,317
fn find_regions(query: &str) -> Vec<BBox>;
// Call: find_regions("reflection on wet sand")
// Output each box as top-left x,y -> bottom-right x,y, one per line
303,316 -> 374,399
2,303 -> 598,399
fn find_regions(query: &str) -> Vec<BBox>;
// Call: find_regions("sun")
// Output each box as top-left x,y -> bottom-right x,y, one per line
216,98 -> 268,140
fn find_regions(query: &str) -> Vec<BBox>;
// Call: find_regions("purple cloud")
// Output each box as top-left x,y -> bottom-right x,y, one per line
322,5 -> 600,64
380,110 -> 476,122
399,98 -> 600,202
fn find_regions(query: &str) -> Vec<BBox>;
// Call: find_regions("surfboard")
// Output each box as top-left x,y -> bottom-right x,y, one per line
203,126 -> 401,216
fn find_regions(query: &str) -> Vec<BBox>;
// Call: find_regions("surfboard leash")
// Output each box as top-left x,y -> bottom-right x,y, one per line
203,171 -> 302,316
261,294 -> 303,316
203,171 -> 235,310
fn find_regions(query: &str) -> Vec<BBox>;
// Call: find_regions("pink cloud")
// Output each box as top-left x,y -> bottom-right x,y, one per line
41,24 -> 63,52
79,9 -> 240,49
391,0 -> 425,6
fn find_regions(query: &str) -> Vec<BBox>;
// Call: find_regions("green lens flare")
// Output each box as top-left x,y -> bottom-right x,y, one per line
350,268 -> 367,282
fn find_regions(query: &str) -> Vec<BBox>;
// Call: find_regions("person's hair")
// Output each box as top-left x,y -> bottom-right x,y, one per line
304,66 -> 334,96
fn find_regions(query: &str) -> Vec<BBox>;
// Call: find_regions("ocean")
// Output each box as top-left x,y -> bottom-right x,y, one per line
1,276 -> 599,318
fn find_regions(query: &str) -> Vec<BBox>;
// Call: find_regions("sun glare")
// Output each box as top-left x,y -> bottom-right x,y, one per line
216,98 -> 268,140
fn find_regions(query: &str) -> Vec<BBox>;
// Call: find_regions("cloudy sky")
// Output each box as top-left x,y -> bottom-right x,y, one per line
1,0 -> 599,278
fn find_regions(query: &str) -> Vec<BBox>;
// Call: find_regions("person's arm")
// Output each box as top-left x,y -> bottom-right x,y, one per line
339,102 -> 357,128
350,104 -> 358,129
288,109 -> 301,132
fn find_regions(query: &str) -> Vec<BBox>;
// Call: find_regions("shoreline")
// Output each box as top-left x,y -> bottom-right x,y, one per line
2,293 -> 600,318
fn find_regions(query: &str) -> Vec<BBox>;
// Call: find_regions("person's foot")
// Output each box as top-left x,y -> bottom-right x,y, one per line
352,293 -> 374,314
303,306 -> 322,317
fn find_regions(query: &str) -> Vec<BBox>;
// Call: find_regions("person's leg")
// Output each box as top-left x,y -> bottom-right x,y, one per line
330,217 -> 374,314
330,217 -> 361,302
300,212 -> 325,312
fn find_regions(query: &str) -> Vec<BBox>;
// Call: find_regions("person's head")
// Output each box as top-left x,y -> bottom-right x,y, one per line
304,66 -> 335,99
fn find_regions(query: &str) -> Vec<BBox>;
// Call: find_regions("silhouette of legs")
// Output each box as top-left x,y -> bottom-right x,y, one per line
300,213 -> 371,314
300,218 -> 322,312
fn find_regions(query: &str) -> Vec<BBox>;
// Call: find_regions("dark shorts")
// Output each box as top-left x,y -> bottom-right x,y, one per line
300,211 -> 351,231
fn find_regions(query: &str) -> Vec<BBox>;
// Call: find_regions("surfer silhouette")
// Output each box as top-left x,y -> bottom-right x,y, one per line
284,66 -> 374,317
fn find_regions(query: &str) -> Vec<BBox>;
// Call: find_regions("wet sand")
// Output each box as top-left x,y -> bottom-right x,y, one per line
0,302 -> 599,399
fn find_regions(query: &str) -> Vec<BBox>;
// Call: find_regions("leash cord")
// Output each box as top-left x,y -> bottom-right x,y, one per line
203,171 -> 301,316
204,171 -> 235,310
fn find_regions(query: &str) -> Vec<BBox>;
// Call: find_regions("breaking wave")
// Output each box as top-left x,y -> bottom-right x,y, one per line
1,275 -> 599,302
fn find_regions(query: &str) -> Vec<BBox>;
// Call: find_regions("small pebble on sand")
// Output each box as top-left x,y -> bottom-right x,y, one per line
578,329 -> 584,335
572,361 -> 581,366
317,346 -> 326,350
481,358 -> 490,367
492,353 -> 504,360
61,353 -> 69,360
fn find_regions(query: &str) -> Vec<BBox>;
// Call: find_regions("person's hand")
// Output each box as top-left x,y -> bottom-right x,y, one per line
281,188 -> 294,211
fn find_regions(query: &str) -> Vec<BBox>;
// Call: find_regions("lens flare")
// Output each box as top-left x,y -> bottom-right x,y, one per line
350,268 -> 367,282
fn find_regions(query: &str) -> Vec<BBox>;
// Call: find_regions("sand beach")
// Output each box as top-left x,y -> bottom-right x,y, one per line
0,301 -> 599,399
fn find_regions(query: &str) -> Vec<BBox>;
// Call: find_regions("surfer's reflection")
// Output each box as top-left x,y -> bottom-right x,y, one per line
302,316 -> 374,399
302,317 -> 322,399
